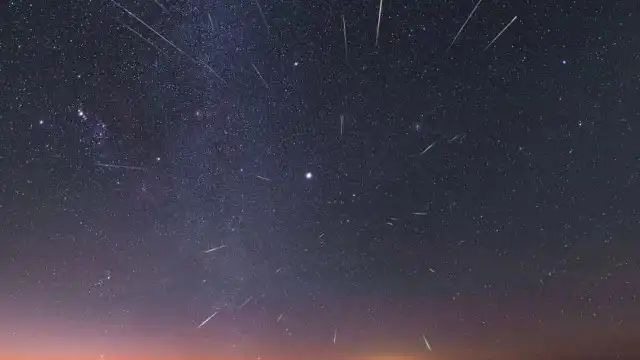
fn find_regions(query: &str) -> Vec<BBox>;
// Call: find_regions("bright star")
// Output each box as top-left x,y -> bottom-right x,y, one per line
305,172 -> 313,180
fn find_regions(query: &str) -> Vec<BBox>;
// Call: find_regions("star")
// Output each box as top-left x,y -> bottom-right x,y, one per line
305,172 -> 313,180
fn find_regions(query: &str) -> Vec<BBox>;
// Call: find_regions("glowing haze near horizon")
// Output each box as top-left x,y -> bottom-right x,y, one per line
1,0 -> 639,359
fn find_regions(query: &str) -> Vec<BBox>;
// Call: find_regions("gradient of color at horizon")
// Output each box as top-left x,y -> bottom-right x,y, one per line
1,0 -> 638,359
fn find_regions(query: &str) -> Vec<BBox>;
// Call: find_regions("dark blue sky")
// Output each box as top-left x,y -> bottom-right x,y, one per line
1,0 -> 638,359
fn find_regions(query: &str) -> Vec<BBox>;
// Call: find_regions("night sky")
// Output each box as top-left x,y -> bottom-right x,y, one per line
1,0 -> 639,359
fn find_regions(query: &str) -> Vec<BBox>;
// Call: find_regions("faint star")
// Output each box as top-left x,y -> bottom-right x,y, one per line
294,61 -> 299,66
39,120 -> 44,125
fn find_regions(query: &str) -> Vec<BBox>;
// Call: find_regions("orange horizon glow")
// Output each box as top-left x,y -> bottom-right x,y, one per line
0,357 -> 434,360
